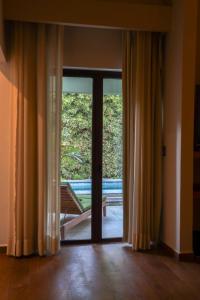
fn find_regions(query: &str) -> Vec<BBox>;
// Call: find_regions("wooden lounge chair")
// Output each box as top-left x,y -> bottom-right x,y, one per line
60,183 -> 107,240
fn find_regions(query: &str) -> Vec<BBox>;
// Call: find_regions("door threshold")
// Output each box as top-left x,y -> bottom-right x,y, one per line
61,238 -> 122,246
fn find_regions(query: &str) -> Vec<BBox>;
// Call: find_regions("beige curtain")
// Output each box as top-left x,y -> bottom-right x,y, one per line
123,31 -> 163,250
7,22 -> 64,256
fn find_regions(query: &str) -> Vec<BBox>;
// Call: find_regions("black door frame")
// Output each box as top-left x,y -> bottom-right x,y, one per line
61,68 -> 122,245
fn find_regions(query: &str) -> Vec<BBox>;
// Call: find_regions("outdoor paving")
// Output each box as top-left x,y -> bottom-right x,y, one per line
62,205 -> 123,240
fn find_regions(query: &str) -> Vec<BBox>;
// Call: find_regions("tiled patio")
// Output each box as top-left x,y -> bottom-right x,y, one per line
61,205 -> 123,240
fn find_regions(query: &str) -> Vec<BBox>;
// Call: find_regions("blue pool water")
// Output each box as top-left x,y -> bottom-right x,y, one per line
62,179 -> 122,195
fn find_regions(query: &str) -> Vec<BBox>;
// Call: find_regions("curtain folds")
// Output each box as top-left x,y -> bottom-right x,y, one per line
123,31 -> 163,250
7,22 -> 64,257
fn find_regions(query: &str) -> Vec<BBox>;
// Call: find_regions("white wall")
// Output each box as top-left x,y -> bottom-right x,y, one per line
162,0 -> 198,254
162,0 -> 182,252
0,62 -> 11,246
0,0 -> 10,246
64,26 -> 122,70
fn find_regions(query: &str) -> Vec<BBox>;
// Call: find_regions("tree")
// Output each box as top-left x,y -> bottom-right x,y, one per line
61,92 -> 122,180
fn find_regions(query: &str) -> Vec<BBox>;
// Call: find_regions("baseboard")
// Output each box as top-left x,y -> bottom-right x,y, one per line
159,242 -> 179,259
178,252 -> 195,262
159,242 -> 195,262
195,256 -> 200,263
0,245 -> 7,254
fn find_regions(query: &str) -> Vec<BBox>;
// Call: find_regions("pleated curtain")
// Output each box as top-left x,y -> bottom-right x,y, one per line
123,31 -> 163,250
7,22 -> 64,256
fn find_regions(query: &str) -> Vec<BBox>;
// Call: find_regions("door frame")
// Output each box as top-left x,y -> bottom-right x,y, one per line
61,68 -> 122,245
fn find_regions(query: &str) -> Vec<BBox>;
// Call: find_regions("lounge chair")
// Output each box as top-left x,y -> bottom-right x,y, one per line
60,183 -> 107,240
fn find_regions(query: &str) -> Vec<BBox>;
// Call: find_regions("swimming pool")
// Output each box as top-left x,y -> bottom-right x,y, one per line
61,179 -> 123,195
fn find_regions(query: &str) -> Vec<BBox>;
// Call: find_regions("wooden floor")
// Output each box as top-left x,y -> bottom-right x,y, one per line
1,244 -> 200,300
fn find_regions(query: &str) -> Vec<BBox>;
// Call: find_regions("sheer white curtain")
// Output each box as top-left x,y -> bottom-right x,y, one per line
7,22 -> 63,256
46,26 -> 63,255
123,31 -> 163,250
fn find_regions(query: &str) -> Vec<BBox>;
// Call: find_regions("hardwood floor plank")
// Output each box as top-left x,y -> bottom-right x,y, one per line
1,244 -> 200,300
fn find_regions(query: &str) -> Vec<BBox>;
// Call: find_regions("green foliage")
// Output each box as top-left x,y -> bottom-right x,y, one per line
103,94 -> 123,178
61,92 -> 122,180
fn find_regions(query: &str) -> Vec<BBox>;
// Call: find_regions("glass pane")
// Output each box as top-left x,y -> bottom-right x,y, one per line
102,78 -> 123,238
60,76 -> 92,240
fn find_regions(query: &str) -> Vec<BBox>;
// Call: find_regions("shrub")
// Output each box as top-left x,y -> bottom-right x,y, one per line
61,92 -> 122,180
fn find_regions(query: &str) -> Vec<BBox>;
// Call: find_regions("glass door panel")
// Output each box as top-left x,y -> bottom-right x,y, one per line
61,76 -> 92,240
102,78 -> 123,238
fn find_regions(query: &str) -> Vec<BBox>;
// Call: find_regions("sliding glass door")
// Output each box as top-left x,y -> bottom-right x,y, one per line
60,70 -> 123,243
102,78 -> 123,238
61,76 -> 92,241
